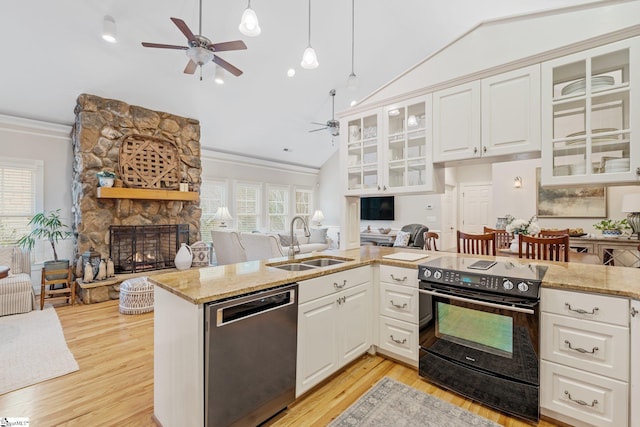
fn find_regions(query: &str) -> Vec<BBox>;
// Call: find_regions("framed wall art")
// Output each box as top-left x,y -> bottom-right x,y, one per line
536,168 -> 607,218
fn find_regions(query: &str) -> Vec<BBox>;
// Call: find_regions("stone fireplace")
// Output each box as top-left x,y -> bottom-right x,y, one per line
71,94 -> 202,302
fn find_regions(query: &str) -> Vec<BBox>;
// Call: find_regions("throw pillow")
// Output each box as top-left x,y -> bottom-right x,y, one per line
279,234 -> 299,247
309,228 -> 328,244
393,231 -> 411,247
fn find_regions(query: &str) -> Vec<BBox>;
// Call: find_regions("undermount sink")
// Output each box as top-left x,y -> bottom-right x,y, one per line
300,258 -> 346,267
267,256 -> 353,271
271,263 -> 317,271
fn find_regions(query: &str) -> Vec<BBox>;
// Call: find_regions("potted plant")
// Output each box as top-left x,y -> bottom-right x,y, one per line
16,209 -> 72,278
593,218 -> 630,236
96,170 -> 116,187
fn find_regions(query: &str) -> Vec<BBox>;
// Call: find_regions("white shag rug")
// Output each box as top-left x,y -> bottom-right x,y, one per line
0,307 -> 79,394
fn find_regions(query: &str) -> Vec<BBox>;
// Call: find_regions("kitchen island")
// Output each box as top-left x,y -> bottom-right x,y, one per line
150,245 -> 640,427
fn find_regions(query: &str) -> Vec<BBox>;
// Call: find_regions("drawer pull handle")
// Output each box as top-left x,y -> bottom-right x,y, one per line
390,274 -> 407,282
564,340 -> 598,354
390,300 -> 408,309
564,391 -> 598,407
336,296 -> 346,305
565,303 -> 599,315
390,335 -> 407,344
334,280 -> 346,290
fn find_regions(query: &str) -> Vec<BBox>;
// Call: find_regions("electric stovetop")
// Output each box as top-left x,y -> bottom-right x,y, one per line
420,255 -> 548,281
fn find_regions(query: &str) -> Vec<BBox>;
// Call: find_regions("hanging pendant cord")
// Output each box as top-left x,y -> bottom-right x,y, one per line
351,0 -> 355,73
308,0 -> 312,45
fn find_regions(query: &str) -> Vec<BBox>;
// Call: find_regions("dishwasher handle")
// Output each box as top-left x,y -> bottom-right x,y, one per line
216,287 -> 297,326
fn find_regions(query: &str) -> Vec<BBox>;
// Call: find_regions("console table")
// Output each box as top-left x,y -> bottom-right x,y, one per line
569,236 -> 640,267
360,232 -> 397,246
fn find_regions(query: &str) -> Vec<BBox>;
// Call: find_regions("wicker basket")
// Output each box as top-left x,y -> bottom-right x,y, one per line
119,134 -> 180,189
119,276 -> 154,315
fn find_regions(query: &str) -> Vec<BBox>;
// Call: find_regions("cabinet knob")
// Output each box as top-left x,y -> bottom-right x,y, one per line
473,147 -> 478,154
482,146 -> 487,153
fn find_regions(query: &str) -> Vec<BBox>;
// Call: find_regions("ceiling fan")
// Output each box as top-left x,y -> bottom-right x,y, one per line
141,0 -> 247,79
309,89 -> 340,137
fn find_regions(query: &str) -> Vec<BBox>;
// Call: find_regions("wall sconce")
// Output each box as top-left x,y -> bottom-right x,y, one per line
514,177 -> 522,188
214,207 -> 233,228
102,15 -> 117,43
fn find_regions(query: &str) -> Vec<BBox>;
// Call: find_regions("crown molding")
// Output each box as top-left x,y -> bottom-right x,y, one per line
202,148 -> 320,176
0,114 -> 71,140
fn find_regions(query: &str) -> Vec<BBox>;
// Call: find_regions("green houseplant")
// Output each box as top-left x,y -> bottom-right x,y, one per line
593,218 -> 630,236
16,209 -> 72,277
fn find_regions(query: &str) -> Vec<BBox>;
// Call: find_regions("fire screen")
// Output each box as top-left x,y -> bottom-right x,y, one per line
109,224 -> 189,273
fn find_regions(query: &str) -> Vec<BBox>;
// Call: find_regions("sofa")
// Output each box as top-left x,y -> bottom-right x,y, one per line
0,246 -> 35,316
276,228 -> 331,254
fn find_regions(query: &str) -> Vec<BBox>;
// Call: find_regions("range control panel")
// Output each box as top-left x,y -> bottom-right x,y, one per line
418,263 -> 542,300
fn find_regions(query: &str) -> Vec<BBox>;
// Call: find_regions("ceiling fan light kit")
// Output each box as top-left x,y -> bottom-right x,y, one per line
239,0 -> 261,37
102,15 -> 117,43
309,89 -> 340,137
214,66 -> 225,85
301,0 -> 319,69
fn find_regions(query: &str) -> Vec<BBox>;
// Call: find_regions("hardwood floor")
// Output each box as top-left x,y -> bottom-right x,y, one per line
0,300 -> 561,426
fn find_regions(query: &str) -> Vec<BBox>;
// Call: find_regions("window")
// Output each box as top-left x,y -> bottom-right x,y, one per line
267,185 -> 289,232
235,183 -> 261,232
0,158 -> 43,246
200,179 -> 226,243
295,188 -> 313,230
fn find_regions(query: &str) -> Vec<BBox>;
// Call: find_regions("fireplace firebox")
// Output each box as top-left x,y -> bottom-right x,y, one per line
109,224 -> 189,273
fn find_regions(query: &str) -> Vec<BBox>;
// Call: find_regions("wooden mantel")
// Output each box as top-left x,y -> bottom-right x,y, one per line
96,187 -> 198,201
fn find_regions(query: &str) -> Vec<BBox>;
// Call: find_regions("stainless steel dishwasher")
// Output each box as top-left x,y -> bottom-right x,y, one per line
205,284 -> 298,427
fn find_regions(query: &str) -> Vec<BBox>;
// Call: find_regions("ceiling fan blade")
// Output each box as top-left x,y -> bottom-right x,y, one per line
184,60 -> 198,74
210,40 -> 248,52
212,56 -> 243,77
141,42 -> 188,50
309,127 -> 328,133
311,122 -> 328,126
170,17 -> 197,44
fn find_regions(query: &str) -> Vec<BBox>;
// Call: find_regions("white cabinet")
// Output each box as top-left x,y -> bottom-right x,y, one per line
540,288 -> 630,427
541,36 -> 640,185
376,265 -> 422,365
342,95 -> 442,195
296,267 -> 372,396
632,299 -> 640,427
433,65 -> 541,163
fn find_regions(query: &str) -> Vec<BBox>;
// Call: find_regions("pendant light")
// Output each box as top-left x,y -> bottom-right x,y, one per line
347,0 -> 358,89
102,15 -> 117,43
238,0 -> 261,37
300,0 -> 319,69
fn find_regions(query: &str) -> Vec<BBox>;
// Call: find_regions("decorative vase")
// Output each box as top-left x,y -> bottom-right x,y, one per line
98,176 -> 114,187
602,229 -> 622,237
509,234 -> 520,252
174,243 -> 193,270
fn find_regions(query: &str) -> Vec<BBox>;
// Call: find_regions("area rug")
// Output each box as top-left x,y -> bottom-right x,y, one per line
329,377 -> 501,427
0,307 -> 79,395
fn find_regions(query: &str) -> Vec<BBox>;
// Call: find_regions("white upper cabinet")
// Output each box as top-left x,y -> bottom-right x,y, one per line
342,95 -> 442,195
433,65 -> 541,163
541,37 -> 640,185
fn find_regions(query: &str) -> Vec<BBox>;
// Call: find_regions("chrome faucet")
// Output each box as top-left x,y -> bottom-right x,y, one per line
289,216 -> 311,258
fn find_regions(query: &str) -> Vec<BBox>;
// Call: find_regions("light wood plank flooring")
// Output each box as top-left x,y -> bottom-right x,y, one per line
0,300 -> 561,426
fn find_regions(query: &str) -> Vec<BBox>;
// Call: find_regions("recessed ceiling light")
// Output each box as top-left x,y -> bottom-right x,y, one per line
287,68 -> 296,77
350,100 -> 357,107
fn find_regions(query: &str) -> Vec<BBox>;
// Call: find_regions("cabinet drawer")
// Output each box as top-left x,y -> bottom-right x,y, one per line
377,316 -> 418,361
541,288 -> 629,326
541,312 -> 629,381
298,266 -> 370,304
541,360 -> 628,427
379,282 -> 418,323
379,265 -> 418,288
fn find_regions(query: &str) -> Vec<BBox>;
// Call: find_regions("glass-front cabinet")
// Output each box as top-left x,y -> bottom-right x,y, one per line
342,95 -> 442,195
345,111 -> 381,194
541,37 -> 640,185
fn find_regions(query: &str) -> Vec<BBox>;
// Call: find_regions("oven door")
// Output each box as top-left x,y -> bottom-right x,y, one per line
418,283 -> 540,422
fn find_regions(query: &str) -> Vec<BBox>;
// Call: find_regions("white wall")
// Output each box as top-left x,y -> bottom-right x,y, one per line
317,150 -> 341,226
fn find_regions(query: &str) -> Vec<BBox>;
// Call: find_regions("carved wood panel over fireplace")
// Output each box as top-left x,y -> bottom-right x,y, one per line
70,93 -> 202,271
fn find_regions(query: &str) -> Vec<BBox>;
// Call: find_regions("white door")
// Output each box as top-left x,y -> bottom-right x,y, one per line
632,300 -> 640,427
441,185 -> 457,250
460,183 -> 492,233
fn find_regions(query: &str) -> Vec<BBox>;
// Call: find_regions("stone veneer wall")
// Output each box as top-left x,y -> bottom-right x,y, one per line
71,94 -> 202,300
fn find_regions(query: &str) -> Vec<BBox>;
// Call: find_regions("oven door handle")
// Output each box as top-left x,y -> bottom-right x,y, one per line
418,288 -> 535,315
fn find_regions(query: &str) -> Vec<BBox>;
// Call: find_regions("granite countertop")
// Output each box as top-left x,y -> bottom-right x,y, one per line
148,246 -> 640,304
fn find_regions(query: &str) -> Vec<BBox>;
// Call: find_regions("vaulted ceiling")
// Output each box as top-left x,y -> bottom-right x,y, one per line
1,0 -> 601,168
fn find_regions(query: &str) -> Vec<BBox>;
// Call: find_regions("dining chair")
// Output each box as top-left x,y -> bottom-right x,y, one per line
483,226 -> 513,249
457,231 -> 496,255
518,234 -> 570,262
423,231 -> 439,251
539,229 -> 570,237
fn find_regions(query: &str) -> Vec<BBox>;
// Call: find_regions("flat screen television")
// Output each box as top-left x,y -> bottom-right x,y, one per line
360,196 -> 394,221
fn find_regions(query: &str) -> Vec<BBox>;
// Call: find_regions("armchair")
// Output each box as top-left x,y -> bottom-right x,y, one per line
0,246 -> 35,316
381,224 -> 429,249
